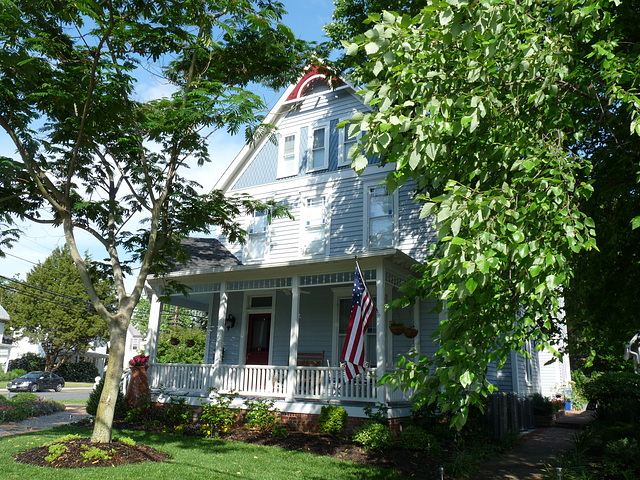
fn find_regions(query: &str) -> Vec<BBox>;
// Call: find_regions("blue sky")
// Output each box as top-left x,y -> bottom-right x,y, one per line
0,1 -> 339,285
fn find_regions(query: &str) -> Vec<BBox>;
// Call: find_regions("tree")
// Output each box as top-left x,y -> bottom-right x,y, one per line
4,246 -> 112,372
0,0 -> 309,442
342,0 -> 640,429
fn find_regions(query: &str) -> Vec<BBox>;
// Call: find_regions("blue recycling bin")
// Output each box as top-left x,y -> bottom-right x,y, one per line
564,400 -> 572,411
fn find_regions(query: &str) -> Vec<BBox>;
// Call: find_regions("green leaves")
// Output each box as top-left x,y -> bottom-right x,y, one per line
346,0 -> 640,429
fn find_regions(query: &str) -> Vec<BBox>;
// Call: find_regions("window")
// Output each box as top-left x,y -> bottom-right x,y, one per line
246,210 -> 268,261
338,121 -> 360,167
308,124 -> 329,171
367,185 -> 394,249
337,297 -> 376,367
132,337 -> 140,350
277,131 -> 298,178
301,196 -> 327,255
524,340 -> 534,384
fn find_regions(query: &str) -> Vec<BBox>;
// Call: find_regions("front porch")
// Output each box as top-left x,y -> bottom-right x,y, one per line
144,250 -> 436,420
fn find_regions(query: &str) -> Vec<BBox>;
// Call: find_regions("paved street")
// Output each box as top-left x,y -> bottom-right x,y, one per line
0,387 -> 92,402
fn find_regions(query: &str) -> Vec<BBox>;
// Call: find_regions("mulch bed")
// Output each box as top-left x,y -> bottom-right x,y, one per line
12,422 -> 447,478
14,437 -> 172,469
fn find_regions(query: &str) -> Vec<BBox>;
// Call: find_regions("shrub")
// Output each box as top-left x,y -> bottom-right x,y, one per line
11,392 -> 39,403
200,389 -> 239,437
8,353 -> 45,372
530,393 -> 554,415
582,372 -> 640,407
56,362 -> 99,382
353,420 -> 396,450
86,377 -> 128,420
245,398 -> 277,432
603,438 -> 640,476
0,395 -> 10,406
318,405 -> 348,435
399,425 -> 442,456
0,369 -> 26,382
164,396 -> 192,427
363,403 -> 389,424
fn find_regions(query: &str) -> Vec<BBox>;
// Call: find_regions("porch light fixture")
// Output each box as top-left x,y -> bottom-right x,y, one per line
225,314 -> 236,330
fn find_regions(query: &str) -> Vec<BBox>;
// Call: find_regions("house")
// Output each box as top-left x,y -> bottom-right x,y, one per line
144,66 -> 571,428
0,304 -> 12,372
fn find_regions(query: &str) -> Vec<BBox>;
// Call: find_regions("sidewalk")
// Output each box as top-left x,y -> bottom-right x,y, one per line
0,405 -> 89,438
469,410 -> 595,480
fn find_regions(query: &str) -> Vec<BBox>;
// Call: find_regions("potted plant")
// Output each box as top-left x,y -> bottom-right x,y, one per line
185,339 -> 195,348
404,325 -> 418,338
389,321 -> 405,336
170,337 -> 180,345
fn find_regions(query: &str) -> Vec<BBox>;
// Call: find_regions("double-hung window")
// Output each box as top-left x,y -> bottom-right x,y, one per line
338,121 -> 360,167
367,185 -> 394,249
246,210 -> 268,261
302,196 -> 327,255
308,124 -> 329,171
277,131 -> 298,178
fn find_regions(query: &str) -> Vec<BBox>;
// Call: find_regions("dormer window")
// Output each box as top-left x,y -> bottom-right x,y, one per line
246,210 -> 268,261
277,130 -> 298,178
301,196 -> 327,255
308,123 -> 329,171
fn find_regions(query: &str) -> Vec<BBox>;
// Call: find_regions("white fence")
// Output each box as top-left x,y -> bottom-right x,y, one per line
147,363 -> 412,404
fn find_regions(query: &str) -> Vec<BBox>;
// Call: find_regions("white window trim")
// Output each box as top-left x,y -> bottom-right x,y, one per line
338,118 -> 362,167
244,209 -> 270,263
299,193 -> 330,257
277,129 -> 299,179
331,286 -> 377,367
363,182 -> 398,251
307,122 -> 330,172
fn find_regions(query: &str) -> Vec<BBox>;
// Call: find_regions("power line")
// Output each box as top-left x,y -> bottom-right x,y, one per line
0,284 -> 92,314
3,251 -> 39,266
0,273 -> 91,306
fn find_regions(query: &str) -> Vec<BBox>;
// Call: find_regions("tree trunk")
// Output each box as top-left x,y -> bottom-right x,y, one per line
91,315 -> 128,443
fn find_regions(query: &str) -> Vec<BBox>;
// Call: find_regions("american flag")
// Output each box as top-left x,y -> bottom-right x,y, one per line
341,264 -> 375,381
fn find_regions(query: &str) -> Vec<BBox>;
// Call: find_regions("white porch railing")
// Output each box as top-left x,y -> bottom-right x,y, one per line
148,363 -> 393,403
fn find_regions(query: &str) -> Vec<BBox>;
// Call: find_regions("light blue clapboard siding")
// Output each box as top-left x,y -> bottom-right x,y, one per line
231,90 -> 364,190
218,292 -> 244,365
329,176 -> 365,255
297,285 -> 334,359
271,290 -> 293,366
397,181 -> 436,263
495,356 -> 513,392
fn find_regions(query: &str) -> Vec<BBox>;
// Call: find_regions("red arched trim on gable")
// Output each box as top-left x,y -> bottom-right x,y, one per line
285,65 -> 344,102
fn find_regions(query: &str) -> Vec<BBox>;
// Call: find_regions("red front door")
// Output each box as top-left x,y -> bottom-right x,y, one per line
246,313 -> 271,365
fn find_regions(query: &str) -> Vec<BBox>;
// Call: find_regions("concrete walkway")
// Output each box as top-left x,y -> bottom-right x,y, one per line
0,405 -> 89,437
469,410 -> 595,480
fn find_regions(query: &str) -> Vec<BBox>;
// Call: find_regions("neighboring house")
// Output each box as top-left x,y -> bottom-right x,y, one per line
0,304 -> 12,372
124,323 -> 146,367
144,66 -> 571,426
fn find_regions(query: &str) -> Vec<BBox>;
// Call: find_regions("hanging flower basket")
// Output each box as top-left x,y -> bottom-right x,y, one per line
404,327 -> 418,339
185,339 -> 195,348
389,324 -> 405,336
170,337 -> 180,345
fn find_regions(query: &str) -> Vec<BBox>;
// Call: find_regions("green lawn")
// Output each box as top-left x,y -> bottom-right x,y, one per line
0,426 -> 406,480
0,382 -> 94,390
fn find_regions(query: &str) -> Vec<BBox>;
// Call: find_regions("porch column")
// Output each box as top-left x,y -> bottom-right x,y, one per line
212,283 -> 228,392
286,275 -> 300,402
375,264 -> 387,403
146,288 -> 162,364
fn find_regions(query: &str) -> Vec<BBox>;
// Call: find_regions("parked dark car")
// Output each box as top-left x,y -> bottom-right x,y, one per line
7,371 -> 65,392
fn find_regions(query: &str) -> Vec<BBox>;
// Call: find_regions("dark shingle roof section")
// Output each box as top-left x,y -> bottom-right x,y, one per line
171,237 -> 241,274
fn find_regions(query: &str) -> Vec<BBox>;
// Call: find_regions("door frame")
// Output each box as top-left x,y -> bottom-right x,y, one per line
239,290 -> 276,365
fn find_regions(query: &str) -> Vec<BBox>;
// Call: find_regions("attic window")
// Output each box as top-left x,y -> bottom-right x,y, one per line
277,130 -> 298,178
